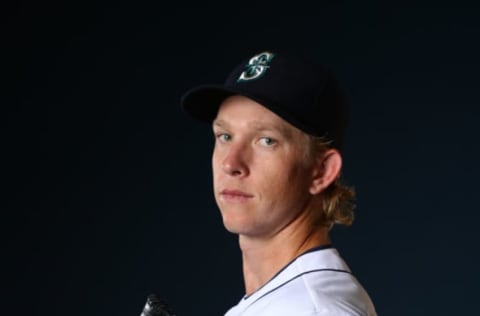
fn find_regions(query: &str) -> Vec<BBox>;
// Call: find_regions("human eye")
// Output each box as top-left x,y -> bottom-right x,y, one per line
216,133 -> 232,143
258,136 -> 277,147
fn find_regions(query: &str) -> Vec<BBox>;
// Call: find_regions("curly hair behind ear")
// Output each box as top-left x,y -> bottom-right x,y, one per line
304,135 -> 356,228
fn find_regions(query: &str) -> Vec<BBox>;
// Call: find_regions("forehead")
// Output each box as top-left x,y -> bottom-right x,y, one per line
213,95 -> 302,137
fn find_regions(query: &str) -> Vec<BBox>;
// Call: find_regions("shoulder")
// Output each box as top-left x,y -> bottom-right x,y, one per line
294,248 -> 377,315
225,248 -> 377,316
298,269 -> 376,315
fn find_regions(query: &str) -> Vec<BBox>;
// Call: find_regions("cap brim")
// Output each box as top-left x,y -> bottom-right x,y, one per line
180,85 -> 241,123
180,84 -> 320,137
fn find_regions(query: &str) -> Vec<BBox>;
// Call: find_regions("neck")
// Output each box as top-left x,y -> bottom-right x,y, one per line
239,217 -> 330,296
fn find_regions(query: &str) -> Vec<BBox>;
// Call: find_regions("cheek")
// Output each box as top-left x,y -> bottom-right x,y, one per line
212,149 -> 221,173
212,150 -> 226,193
254,161 -> 290,193
266,161 -> 311,198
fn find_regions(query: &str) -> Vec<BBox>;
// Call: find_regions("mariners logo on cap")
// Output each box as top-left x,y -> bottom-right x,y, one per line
238,52 -> 275,82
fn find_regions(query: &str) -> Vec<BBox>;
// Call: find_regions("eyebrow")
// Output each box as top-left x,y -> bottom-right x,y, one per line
212,119 -> 228,129
213,119 -> 293,138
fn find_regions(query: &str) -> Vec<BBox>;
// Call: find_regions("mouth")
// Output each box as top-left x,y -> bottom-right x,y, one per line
220,189 -> 254,202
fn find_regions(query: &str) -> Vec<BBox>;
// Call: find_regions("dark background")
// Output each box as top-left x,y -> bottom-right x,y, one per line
3,1 -> 479,315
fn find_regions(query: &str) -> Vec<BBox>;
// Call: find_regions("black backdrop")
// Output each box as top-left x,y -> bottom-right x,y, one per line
4,2 -> 480,315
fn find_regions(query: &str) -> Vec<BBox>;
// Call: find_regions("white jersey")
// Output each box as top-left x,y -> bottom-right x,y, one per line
225,246 -> 376,316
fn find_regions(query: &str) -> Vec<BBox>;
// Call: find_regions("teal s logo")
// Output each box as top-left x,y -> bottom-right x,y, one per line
238,52 -> 275,82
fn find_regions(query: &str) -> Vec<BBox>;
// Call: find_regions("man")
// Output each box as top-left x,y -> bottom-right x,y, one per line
180,51 -> 376,315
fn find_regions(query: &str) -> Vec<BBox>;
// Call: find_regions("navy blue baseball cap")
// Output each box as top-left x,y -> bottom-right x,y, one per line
180,51 -> 349,150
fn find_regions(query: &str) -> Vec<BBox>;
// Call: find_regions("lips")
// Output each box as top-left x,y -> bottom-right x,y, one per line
220,189 -> 254,202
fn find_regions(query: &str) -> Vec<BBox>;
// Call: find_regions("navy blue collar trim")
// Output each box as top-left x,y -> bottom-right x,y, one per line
251,268 -> 351,306
243,244 -> 334,300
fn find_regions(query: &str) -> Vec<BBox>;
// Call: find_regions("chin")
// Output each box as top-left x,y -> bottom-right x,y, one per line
222,217 -> 251,235
221,218 -> 241,234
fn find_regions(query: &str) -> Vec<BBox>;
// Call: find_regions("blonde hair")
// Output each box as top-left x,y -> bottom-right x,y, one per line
304,135 -> 356,228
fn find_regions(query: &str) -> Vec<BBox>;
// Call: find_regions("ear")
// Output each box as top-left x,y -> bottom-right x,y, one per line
309,149 -> 342,195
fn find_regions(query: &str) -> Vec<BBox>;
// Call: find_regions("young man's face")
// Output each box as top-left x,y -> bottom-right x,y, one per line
212,95 -> 318,239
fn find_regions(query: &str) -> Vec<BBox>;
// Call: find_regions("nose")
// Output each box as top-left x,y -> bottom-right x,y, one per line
221,144 -> 249,177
